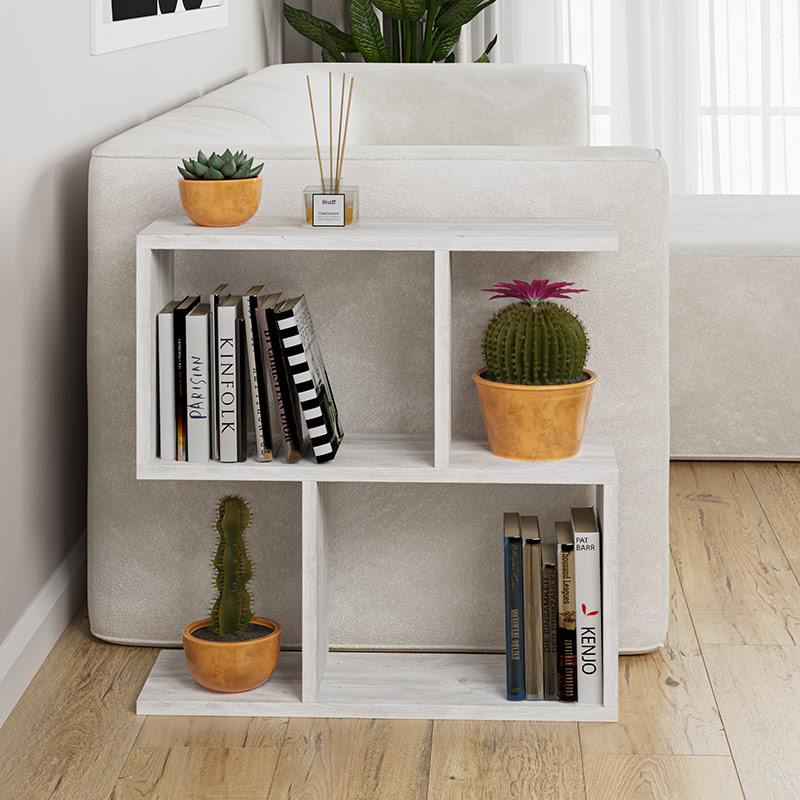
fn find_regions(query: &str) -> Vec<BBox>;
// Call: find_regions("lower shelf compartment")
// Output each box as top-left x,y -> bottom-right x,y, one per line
137,650 -> 617,722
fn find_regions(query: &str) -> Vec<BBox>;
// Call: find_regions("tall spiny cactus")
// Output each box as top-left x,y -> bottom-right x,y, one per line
211,496 -> 253,636
481,280 -> 589,385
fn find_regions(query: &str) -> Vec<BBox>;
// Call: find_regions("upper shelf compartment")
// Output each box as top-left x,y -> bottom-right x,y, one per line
138,217 -> 619,253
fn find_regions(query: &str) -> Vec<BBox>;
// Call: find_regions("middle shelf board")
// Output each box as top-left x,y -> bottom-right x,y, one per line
138,650 -> 616,722
138,433 -> 618,485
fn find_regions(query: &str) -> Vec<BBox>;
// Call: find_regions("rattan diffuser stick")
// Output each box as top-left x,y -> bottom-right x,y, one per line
334,73 -> 346,193
336,76 -> 355,194
306,75 -> 326,192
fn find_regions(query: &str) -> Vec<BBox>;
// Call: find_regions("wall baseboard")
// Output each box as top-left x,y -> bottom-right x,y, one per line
0,531 -> 87,728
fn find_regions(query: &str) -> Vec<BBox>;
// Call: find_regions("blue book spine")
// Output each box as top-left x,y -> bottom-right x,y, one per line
504,536 -> 526,700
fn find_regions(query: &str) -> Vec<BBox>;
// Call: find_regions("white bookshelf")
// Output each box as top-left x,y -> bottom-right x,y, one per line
135,216 -> 620,722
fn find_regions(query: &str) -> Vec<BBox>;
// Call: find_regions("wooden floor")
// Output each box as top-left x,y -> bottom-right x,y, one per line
2,461 -> 799,799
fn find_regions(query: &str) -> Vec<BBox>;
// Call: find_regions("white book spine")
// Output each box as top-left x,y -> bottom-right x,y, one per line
157,311 -> 176,461
217,303 -> 239,463
186,312 -> 211,463
573,514 -> 603,705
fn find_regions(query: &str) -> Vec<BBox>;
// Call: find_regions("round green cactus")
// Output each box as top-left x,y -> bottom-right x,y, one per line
481,280 -> 589,385
211,496 -> 253,636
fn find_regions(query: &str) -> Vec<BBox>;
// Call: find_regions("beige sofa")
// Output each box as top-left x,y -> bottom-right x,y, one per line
88,63 -> 670,653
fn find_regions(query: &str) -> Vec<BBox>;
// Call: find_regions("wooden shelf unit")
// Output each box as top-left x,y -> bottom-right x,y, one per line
135,216 -> 620,722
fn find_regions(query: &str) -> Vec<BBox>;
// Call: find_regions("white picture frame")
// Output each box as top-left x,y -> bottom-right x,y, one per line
91,0 -> 228,55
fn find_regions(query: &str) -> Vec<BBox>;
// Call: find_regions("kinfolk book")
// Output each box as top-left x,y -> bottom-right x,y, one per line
157,300 -> 180,460
256,293 -> 306,463
572,506 -> 603,705
186,304 -> 211,463
242,284 -> 274,462
275,296 -> 343,463
209,284 -> 228,461
503,513 -> 525,701
522,516 -> 544,701
556,521 -> 578,702
217,296 -> 244,463
541,543 -> 559,701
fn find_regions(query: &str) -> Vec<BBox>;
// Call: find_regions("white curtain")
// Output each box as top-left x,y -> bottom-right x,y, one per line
492,0 -> 800,195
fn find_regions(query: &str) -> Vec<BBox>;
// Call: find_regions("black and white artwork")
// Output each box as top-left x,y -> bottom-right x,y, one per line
92,0 -> 227,54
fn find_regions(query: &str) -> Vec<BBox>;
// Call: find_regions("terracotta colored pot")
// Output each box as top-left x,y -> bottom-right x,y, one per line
178,177 -> 262,227
182,616 -> 281,693
473,369 -> 597,462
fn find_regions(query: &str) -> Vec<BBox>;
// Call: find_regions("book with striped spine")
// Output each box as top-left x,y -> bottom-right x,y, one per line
275,296 -> 343,463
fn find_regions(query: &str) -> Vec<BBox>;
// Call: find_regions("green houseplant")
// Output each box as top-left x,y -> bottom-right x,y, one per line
182,496 -> 282,693
283,0 -> 498,63
177,150 -> 265,227
473,279 -> 598,461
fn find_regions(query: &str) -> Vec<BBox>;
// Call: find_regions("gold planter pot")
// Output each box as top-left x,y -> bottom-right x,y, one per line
178,177 -> 262,227
473,369 -> 597,462
182,616 -> 281,693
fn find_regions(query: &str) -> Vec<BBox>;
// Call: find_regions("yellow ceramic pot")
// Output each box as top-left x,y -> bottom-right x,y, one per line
473,369 -> 597,461
182,616 -> 281,693
178,177 -> 262,227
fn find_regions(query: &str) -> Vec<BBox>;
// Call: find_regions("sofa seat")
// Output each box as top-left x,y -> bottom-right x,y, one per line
669,195 -> 800,459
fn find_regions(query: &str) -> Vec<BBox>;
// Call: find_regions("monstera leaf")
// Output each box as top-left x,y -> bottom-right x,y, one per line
436,0 -> 497,31
283,3 -> 357,60
372,0 -> 426,22
349,0 -> 391,62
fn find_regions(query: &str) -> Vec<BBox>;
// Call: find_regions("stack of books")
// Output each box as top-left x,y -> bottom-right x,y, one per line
156,285 -> 344,464
503,507 -> 603,704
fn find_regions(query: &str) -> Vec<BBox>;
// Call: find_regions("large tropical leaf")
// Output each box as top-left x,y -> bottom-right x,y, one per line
349,0 -> 391,62
474,33 -> 497,62
283,3 -> 357,56
436,0 -> 497,31
429,26 -> 460,61
372,0 -> 426,22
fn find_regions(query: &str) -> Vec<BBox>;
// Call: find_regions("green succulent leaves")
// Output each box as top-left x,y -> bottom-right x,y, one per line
283,0 -> 498,63
178,150 -> 264,180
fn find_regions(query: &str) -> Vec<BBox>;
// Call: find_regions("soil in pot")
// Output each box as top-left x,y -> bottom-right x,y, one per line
191,623 -> 274,643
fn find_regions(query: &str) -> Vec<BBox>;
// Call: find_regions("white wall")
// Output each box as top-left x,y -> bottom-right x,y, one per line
0,2 -> 268,648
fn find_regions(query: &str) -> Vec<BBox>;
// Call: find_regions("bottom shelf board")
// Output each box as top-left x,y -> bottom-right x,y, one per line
138,650 -> 616,722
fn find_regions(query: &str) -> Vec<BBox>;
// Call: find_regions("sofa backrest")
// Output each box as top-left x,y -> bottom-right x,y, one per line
160,63 -> 590,149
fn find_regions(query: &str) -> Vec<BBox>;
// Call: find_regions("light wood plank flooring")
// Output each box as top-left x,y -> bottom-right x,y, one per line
2,461 -> 798,799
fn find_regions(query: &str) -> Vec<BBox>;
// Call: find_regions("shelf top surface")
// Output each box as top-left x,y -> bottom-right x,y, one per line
138,216 -> 618,253
138,433 -> 618,485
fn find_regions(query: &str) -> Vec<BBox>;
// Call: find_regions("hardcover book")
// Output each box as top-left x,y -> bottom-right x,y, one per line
275,296 -> 343,463
157,299 -> 180,461
556,521 -> 578,702
185,303 -> 211,463
217,296 -> 243,463
503,512 -> 525,701
173,295 -> 200,461
522,517 -> 544,701
242,284 -> 273,462
541,542 -> 559,701
572,506 -> 603,705
235,313 -> 249,462
256,293 -> 306,463
209,284 -> 228,461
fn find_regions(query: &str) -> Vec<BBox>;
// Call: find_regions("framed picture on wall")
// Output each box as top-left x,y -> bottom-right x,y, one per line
91,0 -> 228,55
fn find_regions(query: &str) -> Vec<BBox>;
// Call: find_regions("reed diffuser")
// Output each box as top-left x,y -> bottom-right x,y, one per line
303,72 -> 359,227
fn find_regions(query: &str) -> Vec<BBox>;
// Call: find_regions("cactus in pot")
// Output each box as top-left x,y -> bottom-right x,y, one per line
473,279 -> 596,461
182,495 -> 282,693
481,280 -> 589,385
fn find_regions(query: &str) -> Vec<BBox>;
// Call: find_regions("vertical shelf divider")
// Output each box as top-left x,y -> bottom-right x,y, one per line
301,480 -> 329,703
434,249 -> 452,468
136,246 -> 174,467
597,482 -> 619,717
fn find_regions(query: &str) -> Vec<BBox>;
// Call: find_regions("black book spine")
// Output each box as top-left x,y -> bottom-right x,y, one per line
541,558 -> 559,701
235,316 -> 248,462
504,536 -> 525,701
558,543 -> 578,702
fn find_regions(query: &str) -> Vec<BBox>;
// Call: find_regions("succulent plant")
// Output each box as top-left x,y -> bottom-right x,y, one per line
211,496 -> 253,636
481,280 -> 589,385
178,149 -> 264,181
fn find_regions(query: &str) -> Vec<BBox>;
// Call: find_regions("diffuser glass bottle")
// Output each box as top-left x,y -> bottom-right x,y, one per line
303,73 -> 359,228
